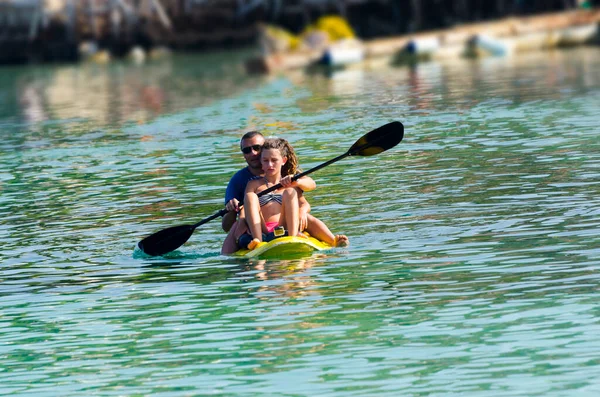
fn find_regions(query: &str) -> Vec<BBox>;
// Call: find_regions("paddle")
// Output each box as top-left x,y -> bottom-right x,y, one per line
137,121 -> 404,256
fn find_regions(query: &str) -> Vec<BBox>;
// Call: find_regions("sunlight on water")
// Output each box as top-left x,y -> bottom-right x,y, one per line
1,48 -> 600,396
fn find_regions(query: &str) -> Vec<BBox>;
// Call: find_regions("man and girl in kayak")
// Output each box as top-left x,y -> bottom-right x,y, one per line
221,131 -> 349,254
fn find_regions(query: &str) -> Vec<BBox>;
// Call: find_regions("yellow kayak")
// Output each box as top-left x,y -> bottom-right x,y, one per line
231,235 -> 331,259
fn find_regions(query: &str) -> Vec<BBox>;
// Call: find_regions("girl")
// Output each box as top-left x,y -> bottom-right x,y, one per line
239,138 -> 348,250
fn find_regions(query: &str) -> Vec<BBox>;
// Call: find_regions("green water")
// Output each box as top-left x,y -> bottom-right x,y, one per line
1,47 -> 600,396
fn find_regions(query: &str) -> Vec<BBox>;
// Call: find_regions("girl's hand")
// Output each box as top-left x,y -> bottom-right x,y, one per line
280,175 -> 295,188
299,208 -> 309,231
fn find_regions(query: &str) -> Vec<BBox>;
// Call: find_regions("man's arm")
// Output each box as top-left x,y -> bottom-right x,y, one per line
222,172 -> 243,232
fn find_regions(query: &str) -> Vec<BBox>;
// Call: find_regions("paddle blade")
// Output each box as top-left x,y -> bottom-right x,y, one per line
348,121 -> 404,156
137,224 -> 195,256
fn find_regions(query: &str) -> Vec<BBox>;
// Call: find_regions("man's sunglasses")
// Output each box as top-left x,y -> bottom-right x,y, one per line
241,144 -> 262,154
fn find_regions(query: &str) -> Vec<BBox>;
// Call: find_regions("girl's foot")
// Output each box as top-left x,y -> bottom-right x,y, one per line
333,235 -> 349,247
247,238 -> 262,250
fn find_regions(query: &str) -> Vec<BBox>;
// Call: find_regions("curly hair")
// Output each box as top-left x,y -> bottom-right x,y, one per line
261,138 -> 300,177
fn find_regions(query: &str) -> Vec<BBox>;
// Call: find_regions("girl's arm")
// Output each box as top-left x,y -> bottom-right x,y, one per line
296,176 -> 316,192
298,192 -> 310,231
280,175 -> 316,192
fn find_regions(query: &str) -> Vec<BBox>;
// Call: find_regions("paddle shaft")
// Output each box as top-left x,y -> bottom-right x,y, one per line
192,210 -> 226,229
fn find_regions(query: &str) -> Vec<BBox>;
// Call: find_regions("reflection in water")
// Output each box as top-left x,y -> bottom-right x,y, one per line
19,85 -> 47,125
11,51 -> 263,130
39,63 -> 173,126
248,257 -> 319,287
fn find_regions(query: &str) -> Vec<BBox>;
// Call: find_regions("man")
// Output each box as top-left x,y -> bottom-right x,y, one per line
221,131 -> 348,254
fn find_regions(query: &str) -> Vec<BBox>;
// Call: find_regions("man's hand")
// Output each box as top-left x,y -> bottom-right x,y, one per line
225,198 -> 240,213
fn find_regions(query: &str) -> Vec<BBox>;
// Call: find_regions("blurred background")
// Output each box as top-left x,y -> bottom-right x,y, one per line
0,0 -> 597,64
1,0 -> 599,126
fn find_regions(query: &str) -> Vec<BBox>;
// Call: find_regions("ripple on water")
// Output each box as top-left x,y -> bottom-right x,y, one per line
1,48 -> 600,395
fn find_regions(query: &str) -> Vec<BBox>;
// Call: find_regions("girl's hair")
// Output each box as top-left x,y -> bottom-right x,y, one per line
262,138 -> 300,176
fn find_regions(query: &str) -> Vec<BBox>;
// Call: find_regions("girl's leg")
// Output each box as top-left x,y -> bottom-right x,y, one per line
245,192 -> 263,242
305,214 -> 350,247
280,188 -> 300,236
304,214 -> 335,245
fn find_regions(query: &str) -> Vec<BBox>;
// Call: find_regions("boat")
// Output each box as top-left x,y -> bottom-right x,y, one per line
231,235 -> 331,259
321,40 -> 365,67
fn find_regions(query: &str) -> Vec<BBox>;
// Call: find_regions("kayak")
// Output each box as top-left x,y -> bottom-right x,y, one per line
231,235 -> 331,259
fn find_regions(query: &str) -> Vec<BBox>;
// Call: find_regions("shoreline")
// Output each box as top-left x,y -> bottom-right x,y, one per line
246,9 -> 600,75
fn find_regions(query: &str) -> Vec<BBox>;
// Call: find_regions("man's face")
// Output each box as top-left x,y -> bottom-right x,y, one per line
241,135 -> 265,170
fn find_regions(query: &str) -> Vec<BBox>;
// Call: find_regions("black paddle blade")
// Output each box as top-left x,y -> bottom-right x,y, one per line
348,121 -> 404,156
137,224 -> 195,256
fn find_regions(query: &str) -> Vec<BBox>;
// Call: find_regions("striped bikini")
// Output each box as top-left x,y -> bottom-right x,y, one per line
258,192 -> 283,207
258,177 -> 283,207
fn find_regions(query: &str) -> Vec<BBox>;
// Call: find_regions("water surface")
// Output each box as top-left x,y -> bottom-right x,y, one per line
1,47 -> 600,396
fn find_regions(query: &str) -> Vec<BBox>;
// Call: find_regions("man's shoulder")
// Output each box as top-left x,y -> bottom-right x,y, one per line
225,167 -> 262,203
246,176 -> 262,187
229,167 -> 259,184
230,167 -> 251,180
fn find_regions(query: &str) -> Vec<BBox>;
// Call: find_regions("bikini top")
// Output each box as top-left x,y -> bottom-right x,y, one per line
258,177 -> 283,207
258,192 -> 283,207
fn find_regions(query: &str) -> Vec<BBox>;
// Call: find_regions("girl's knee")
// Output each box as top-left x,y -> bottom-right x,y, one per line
245,192 -> 258,202
282,187 -> 298,199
